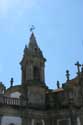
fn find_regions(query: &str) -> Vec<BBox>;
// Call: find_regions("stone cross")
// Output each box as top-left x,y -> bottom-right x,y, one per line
75,61 -> 81,75
30,25 -> 35,32
66,70 -> 70,81
10,78 -> 14,87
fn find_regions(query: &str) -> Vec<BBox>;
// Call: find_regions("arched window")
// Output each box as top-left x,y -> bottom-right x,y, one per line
35,120 -> 42,125
33,66 -> 40,80
36,123 -> 42,125
33,119 -> 44,125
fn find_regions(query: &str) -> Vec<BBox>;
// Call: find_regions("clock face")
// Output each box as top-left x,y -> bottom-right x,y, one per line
28,87 -> 45,104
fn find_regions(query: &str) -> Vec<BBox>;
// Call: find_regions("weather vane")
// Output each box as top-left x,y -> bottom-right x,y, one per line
30,25 -> 35,32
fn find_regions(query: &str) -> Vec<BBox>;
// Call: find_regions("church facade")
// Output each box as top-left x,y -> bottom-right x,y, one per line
0,32 -> 83,125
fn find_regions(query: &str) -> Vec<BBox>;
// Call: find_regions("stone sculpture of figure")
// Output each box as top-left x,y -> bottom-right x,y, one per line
57,81 -> 60,88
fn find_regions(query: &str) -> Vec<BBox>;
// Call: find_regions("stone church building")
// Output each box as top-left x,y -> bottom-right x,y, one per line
0,32 -> 83,125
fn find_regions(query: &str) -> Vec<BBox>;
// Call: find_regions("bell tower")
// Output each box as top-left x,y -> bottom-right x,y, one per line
20,32 -> 46,85
20,32 -> 47,108
20,32 -> 48,125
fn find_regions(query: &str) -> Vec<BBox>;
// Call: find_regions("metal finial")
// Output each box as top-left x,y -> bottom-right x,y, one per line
66,70 -> 70,81
30,25 -> 35,32
75,61 -> 81,75
10,78 -> 14,87
57,81 -> 60,88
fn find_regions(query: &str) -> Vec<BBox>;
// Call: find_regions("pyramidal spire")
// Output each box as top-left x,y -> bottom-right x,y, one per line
20,32 -> 46,69
28,32 -> 39,50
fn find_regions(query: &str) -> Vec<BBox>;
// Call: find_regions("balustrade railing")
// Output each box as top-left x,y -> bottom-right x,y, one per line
0,95 -> 26,106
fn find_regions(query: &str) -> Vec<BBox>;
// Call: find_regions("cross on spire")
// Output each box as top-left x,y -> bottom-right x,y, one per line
75,61 -> 81,75
30,25 -> 35,32
66,70 -> 70,81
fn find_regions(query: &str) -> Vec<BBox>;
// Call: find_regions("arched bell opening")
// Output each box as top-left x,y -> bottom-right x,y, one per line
33,66 -> 40,81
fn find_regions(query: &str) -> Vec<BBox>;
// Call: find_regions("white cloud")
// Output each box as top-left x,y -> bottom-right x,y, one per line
0,0 -> 9,14
0,0 -> 35,15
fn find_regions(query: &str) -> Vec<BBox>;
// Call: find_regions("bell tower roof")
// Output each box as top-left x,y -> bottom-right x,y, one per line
24,32 -> 45,59
28,32 -> 39,50
20,32 -> 46,84
21,32 -> 46,66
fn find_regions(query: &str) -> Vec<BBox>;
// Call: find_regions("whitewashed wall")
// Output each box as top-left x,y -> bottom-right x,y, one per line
1,116 -> 22,125
10,92 -> 21,98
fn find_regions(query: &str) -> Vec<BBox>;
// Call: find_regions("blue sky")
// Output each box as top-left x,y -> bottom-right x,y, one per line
0,0 -> 83,89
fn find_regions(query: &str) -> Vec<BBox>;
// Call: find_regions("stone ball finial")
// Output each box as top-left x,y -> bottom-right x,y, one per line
10,77 -> 14,87
66,70 -> 70,82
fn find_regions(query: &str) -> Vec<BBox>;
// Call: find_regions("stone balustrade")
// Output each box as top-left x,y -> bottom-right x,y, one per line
0,95 -> 26,107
